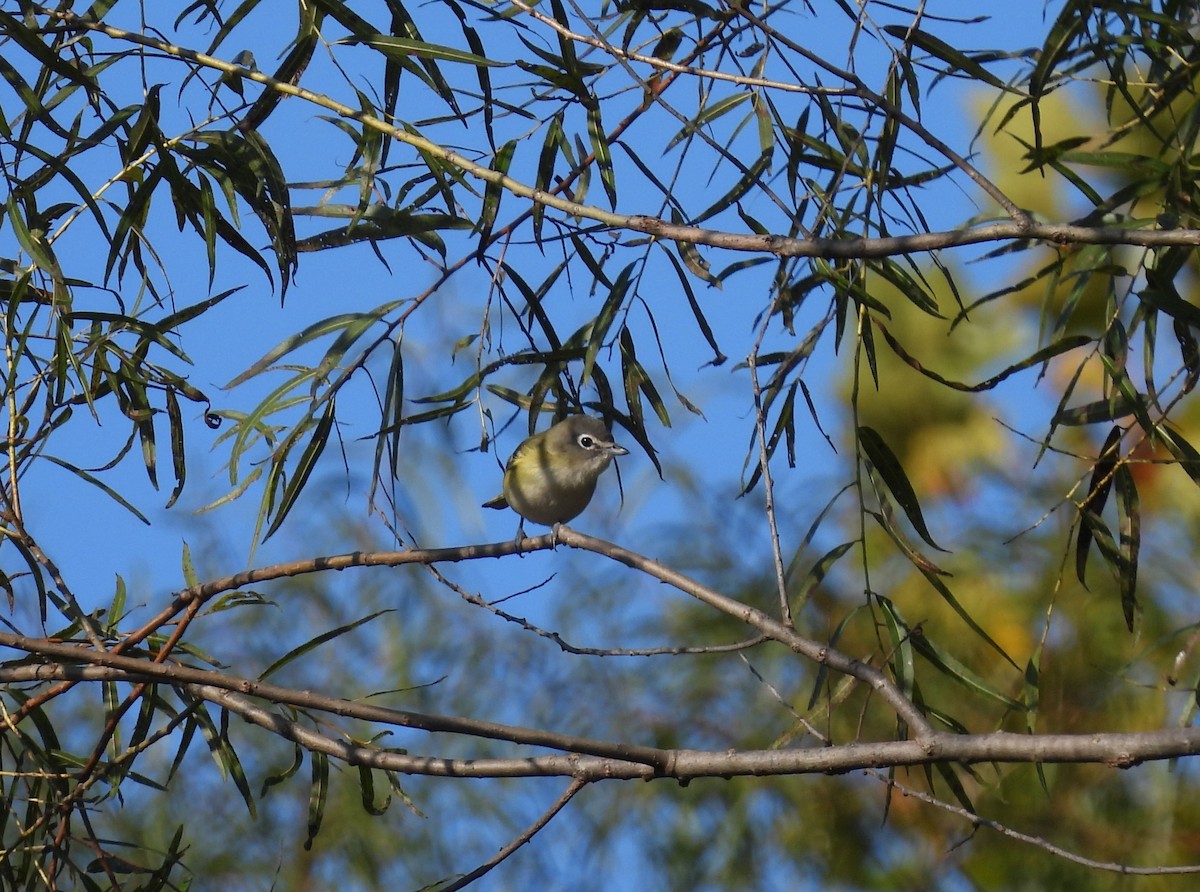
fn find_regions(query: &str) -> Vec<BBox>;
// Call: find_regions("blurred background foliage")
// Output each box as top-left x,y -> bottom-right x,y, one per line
3,0 -> 1200,889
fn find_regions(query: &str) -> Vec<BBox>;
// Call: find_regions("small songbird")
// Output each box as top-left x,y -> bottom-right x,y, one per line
483,415 -> 628,529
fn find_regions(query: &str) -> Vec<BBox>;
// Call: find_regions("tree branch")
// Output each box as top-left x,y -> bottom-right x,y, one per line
123,677 -> 1200,779
43,8 -> 1200,263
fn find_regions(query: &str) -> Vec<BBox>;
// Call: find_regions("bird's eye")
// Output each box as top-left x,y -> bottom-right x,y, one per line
578,435 -> 595,449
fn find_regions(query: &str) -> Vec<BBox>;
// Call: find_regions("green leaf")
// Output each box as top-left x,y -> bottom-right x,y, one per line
305,750 -> 329,850
106,575 -> 127,638
164,386 -> 187,508
227,314 -> 379,389
666,92 -> 752,152
1114,465 -> 1141,633
259,610 -> 393,681
909,626 -> 1024,710
477,139 -> 516,241
181,541 -> 200,588
338,35 -> 506,67
877,595 -> 916,700
263,396 -> 337,541
883,24 -> 1017,93
580,263 -> 635,386
188,697 -> 256,818
586,102 -> 617,209
694,151 -> 772,224
262,743 -> 305,796
1076,426 -> 1122,588
788,541 -> 855,613
357,765 -> 393,817
743,381 -> 797,494
858,425 -> 945,552
1157,423 -> 1200,487
40,455 -> 151,525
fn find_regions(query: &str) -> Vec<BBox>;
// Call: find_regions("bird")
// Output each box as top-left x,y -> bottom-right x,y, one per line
483,415 -> 628,533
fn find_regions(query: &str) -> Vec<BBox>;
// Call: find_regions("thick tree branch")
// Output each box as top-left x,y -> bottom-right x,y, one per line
0,638 -> 673,769
114,677 -> 1200,779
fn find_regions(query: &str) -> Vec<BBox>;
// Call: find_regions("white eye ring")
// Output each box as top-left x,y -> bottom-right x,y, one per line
578,435 -> 595,449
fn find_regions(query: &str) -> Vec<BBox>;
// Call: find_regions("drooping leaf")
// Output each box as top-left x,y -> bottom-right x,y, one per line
1114,464 -> 1141,633
858,425 -> 945,552
1076,426 -> 1122,588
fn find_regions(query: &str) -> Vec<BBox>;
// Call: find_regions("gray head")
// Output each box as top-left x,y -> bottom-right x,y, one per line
544,415 -> 629,477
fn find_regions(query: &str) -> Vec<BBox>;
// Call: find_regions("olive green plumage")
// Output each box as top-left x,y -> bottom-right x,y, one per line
483,415 -> 628,526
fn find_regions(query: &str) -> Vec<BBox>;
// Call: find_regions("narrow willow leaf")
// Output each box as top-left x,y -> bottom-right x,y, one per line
259,610 -> 393,681
191,699 -> 256,817
40,455 -> 151,524
788,540 -> 855,612
581,263 -> 634,385
658,244 -> 725,363
227,313 -> 376,388
1157,423 -> 1200,487
6,195 -> 60,279
181,541 -> 200,588
263,397 -> 337,540
358,765 -> 392,816
1098,349 -> 1155,438
372,339 -> 404,491
107,575 -> 127,637
165,386 -> 186,508
908,627 -> 1024,709
1174,317 -> 1199,393
0,10 -> 99,93
586,102 -> 617,209
1052,396 -> 1138,426
883,24 -> 1014,92
477,139 -> 516,241
858,425 -> 945,552
807,606 -> 863,711
881,329 -> 1091,393
666,91 -> 752,151
262,743 -> 305,796
1076,426 -> 1122,587
295,214 -> 470,255
305,750 -> 329,850
338,35 -> 505,67
742,382 -> 796,493
533,112 -> 566,244
920,562 -> 1018,669
678,237 -> 718,285
694,152 -> 771,224
225,377 -> 315,486
1114,465 -> 1141,633
877,595 -> 916,699
619,326 -> 670,428
861,312 -> 879,387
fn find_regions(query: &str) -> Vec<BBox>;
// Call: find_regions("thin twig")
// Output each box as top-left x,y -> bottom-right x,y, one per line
866,769 -> 1200,875
747,350 -> 794,626
427,563 -> 768,656
441,777 -> 587,892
